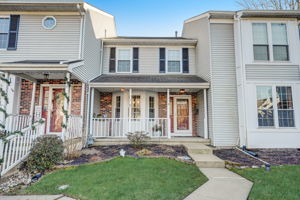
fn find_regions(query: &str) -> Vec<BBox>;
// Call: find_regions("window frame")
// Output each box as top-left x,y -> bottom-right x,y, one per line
166,48 -> 183,74
116,47 -> 133,73
148,96 -> 155,119
0,16 -> 10,50
255,84 -> 296,129
42,16 -> 56,30
252,21 -> 290,63
131,95 -> 141,119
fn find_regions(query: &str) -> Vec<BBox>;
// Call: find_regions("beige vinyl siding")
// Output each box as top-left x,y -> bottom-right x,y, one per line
102,46 -> 196,74
0,15 -> 81,62
245,65 -> 300,81
197,90 -> 205,137
210,23 -> 239,146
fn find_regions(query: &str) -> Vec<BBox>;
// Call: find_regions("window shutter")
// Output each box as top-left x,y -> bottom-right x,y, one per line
159,48 -> 166,73
133,48 -> 139,73
182,48 -> 189,73
7,15 -> 20,50
109,47 -> 116,73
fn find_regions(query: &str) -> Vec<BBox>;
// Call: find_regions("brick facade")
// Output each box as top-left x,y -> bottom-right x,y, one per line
19,79 -> 83,116
99,93 -> 113,118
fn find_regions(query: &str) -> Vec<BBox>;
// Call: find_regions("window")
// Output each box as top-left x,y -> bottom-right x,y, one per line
276,86 -> 294,127
131,95 -> 141,119
117,49 -> 131,72
256,85 -> 295,128
272,23 -> 289,61
115,96 -> 121,118
0,17 -> 10,49
149,96 -> 155,118
42,16 -> 56,29
167,49 -> 181,73
252,23 -> 269,61
257,86 -> 274,127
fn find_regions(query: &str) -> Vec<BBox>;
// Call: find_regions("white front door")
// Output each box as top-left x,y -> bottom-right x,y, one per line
173,96 -> 192,136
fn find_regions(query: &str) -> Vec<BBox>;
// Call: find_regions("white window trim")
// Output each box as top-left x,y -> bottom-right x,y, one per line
255,84 -> 296,129
42,16 -> 56,30
116,47 -> 133,73
252,21 -> 290,63
166,48 -> 183,74
0,15 -> 10,51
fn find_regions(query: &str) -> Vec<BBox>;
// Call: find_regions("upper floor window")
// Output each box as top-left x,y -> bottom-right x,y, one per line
42,16 -> 56,30
117,48 -> 131,73
252,23 -> 289,61
167,49 -> 181,73
0,17 -> 10,49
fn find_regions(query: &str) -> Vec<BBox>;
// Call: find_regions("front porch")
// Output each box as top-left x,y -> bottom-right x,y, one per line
89,75 -> 210,140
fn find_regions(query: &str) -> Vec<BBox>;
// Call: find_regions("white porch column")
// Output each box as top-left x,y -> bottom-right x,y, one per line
128,88 -> 132,134
167,89 -> 171,139
29,82 -> 37,122
89,87 -> 95,139
203,89 -> 208,139
62,72 -> 71,140
80,83 -> 85,117
0,73 -> 10,131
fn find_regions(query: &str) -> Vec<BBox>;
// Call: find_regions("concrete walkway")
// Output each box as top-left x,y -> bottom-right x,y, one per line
0,195 -> 76,200
184,168 -> 253,200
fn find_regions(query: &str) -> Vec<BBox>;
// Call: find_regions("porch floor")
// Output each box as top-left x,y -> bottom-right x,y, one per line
93,137 -> 210,146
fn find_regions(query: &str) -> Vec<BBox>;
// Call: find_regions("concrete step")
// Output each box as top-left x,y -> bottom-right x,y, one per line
185,143 -> 213,155
93,137 -> 210,146
189,154 -> 225,168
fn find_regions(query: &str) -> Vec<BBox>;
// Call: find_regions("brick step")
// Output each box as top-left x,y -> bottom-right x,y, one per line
189,153 -> 225,168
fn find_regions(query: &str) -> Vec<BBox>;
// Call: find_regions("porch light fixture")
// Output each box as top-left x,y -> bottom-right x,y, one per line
180,89 -> 185,94
120,88 -> 125,92
43,73 -> 49,80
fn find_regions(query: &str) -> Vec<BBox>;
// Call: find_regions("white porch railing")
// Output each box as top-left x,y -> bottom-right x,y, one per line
5,115 -> 32,133
92,118 -> 168,138
65,115 -> 83,140
0,120 -> 45,176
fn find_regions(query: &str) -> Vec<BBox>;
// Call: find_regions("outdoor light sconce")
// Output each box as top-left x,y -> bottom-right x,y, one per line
179,89 -> 185,94
43,73 -> 49,80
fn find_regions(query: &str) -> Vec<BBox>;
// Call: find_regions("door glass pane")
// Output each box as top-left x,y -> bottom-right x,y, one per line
149,96 -> 155,118
50,89 -> 64,132
131,95 -> 141,119
277,86 -> 294,127
115,96 -> 121,118
256,86 -> 274,127
176,99 -> 189,130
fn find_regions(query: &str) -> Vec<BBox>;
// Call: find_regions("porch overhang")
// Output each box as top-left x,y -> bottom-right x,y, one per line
90,75 -> 209,89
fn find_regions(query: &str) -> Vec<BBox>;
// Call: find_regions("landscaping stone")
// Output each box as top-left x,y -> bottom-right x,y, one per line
58,184 -> 70,190
0,171 -> 32,194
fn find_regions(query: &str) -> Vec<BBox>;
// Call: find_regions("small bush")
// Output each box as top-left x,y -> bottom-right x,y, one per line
127,131 -> 150,149
24,135 -> 64,173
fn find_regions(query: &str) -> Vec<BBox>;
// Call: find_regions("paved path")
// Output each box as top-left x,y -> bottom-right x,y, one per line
184,168 -> 253,200
0,195 -> 76,200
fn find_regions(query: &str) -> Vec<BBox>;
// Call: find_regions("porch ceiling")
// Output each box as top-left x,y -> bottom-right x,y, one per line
95,87 -> 203,93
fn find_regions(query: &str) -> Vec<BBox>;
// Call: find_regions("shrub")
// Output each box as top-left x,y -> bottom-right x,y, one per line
127,131 -> 150,149
24,135 -> 64,173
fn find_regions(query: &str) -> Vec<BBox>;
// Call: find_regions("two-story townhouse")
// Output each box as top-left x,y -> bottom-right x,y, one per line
0,1 -> 116,138
88,37 -> 210,140
183,10 -> 300,148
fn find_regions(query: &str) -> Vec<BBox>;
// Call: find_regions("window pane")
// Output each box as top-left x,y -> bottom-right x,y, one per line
168,50 -> 180,61
117,60 -> 130,72
168,61 -> 180,72
254,45 -> 269,60
257,86 -> 274,127
115,96 -> 121,118
118,49 -> 130,60
273,45 -> 289,61
277,86 -> 294,127
252,23 -> 268,44
0,18 -> 9,33
272,23 -> 287,45
0,33 -> 8,49
132,96 -> 141,119
149,96 -> 155,118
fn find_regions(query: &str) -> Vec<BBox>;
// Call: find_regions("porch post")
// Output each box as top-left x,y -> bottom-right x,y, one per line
29,81 -> 37,122
62,72 -> 71,140
0,73 -> 10,132
167,89 -> 171,139
128,88 -> 132,134
203,89 -> 208,139
89,87 -> 95,141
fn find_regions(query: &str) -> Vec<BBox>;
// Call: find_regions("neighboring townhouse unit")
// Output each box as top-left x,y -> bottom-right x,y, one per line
88,37 -> 210,140
0,1 -> 116,138
183,10 -> 300,148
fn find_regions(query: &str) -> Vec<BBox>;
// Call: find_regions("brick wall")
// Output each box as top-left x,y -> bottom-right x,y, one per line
99,92 -> 112,118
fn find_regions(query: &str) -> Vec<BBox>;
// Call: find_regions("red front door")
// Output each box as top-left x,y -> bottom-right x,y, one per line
50,88 -> 65,133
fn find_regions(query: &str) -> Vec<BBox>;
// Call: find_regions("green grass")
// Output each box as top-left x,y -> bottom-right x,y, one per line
232,165 -> 300,200
20,157 -> 207,200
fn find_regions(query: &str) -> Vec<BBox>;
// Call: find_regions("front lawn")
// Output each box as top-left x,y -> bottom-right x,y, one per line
232,165 -> 300,200
20,157 -> 207,200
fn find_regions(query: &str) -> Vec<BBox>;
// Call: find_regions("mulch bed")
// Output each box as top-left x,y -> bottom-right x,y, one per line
63,144 -> 191,166
214,148 -> 300,167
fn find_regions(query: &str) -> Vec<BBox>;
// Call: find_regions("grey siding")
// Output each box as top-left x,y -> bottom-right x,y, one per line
210,23 -> 239,146
197,90 -> 205,137
102,47 -> 196,74
245,65 -> 300,81
0,15 -> 81,62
